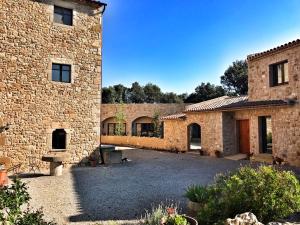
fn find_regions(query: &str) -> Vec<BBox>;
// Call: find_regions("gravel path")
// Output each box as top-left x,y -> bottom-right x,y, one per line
22,149 -> 248,225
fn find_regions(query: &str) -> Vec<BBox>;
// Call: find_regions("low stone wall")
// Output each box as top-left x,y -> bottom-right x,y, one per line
101,135 -> 183,151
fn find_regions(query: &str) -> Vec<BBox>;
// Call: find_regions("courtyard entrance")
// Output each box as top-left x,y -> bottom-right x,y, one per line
188,123 -> 201,150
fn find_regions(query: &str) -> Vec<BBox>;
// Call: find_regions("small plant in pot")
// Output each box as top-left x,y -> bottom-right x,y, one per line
185,185 -> 211,216
143,203 -> 198,225
88,155 -> 98,167
214,149 -> 223,158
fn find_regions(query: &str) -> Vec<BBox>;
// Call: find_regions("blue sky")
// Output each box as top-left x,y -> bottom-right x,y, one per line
102,0 -> 300,94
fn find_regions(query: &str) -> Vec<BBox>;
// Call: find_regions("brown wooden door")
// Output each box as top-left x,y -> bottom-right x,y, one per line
238,120 -> 250,154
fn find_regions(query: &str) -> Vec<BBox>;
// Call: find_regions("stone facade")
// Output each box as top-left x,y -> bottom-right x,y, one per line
0,0 -> 103,169
101,103 -> 186,136
248,44 -> 300,101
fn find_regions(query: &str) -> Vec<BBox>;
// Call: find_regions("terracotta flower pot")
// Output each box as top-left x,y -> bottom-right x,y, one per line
0,170 -> 8,187
183,215 -> 198,225
187,200 -> 202,213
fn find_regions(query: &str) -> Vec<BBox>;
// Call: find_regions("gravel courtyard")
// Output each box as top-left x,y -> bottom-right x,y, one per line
23,149 -> 248,225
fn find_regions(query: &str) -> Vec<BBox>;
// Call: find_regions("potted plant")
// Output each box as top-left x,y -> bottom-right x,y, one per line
88,156 -> 97,167
144,204 -> 197,225
0,164 -> 8,187
215,149 -> 223,158
185,185 -> 211,216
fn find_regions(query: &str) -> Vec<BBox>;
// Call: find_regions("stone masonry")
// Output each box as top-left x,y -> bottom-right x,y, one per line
0,0 -> 103,169
101,103 -> 186,136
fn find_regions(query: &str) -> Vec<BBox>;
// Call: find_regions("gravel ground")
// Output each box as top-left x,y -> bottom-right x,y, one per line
22,149 -> 249,225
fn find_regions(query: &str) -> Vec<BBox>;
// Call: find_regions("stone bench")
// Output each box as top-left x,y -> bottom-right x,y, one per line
42,155 -> 66,176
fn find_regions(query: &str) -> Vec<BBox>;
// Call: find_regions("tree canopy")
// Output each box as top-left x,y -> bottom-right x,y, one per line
102,59 -> 248,104
221,60 -> 248,95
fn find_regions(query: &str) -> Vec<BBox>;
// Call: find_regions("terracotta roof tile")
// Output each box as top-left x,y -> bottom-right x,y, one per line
247,39 -> 300,61
78,0 -> 107,7
161,113 -> 186,120
184,96 -> 248,112
219,99 -> 292,111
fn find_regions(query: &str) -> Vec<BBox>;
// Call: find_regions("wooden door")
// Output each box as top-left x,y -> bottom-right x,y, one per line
238,120 -> 250,154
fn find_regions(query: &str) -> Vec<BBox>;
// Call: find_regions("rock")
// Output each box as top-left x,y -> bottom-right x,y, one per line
225,212 -> 263,225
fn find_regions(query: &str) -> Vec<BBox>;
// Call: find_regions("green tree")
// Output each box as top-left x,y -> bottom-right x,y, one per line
160,92 -> 183,103
128,82 -> 146,103
185,82 -> 225,103
114,104 -> 126,136
221,59 -> 248,95
102,87 -> 117,103
144,83 -> 162,103
152,111 -> 161,137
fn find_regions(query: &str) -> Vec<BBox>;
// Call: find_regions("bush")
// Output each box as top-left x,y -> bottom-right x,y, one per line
185,185 -> 211,204
0,178 -> 56,225
143,203 -> 189,225
192,166 -> 300,225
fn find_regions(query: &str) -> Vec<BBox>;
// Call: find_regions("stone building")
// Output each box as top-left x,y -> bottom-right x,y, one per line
0,0 -> 106,168
102,40 -> 300,166
162,40 -> 300,166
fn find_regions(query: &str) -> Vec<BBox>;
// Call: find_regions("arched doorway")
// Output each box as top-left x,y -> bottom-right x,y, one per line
188,123 -> 201,151
102,117 -> 126,136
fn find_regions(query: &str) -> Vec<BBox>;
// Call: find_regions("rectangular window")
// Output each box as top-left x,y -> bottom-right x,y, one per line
52,63 -> 71,83
269,61 -> 289,86
54,6 -> 73,26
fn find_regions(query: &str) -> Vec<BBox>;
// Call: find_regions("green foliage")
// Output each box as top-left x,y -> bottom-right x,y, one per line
184,82 -> 225,103
185,185 -> 211,204
267,132 -> 272,143
115,103 -> 126,136
165,215 -> 188,225
193,166 -> 300,225
0,178 -> 56,225
143,203 -> 189,225
152,111 -> 161,138
221,60 -> 248,95
102,82 -> 185,104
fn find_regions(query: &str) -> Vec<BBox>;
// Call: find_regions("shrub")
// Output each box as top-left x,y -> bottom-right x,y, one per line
192,166 -> 300,225
0,178 -> 56,225
185,185 -> 211,204
143,203 -> 189,225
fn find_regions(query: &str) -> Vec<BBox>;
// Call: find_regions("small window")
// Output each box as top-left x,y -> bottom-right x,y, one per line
269,61 -> 289,86
52,129 -> 66,150
54,6 -> 73,26
52,63 -> 71,83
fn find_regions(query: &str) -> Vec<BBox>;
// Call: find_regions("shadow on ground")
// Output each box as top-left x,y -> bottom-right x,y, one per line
68,149 -> 248,223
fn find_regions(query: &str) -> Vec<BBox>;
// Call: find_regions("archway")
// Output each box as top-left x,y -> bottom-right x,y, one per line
187,123 -> 201,151
102,117 -> 126,136
132,116 -> 154,137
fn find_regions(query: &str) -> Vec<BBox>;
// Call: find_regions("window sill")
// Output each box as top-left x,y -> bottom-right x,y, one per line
51,80 -> 73,85
50,149 -> 67,152
270,82 -> 289,87
52,22 -> 74,29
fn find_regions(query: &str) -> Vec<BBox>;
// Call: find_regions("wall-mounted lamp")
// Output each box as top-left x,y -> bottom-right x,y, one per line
99,2 -> 107,14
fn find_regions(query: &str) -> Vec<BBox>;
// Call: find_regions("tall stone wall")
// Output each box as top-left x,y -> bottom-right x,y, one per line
101,104 -> 187,136
0,0 -> 102,169
248,45 -> 300,101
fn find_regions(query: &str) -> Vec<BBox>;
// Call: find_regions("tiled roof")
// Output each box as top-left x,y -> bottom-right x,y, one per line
247,39 -> 300,61
184,96 -> 248,112
161,113 -> 186,120
219,99 -> 292,111
78,0 -> 107,7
